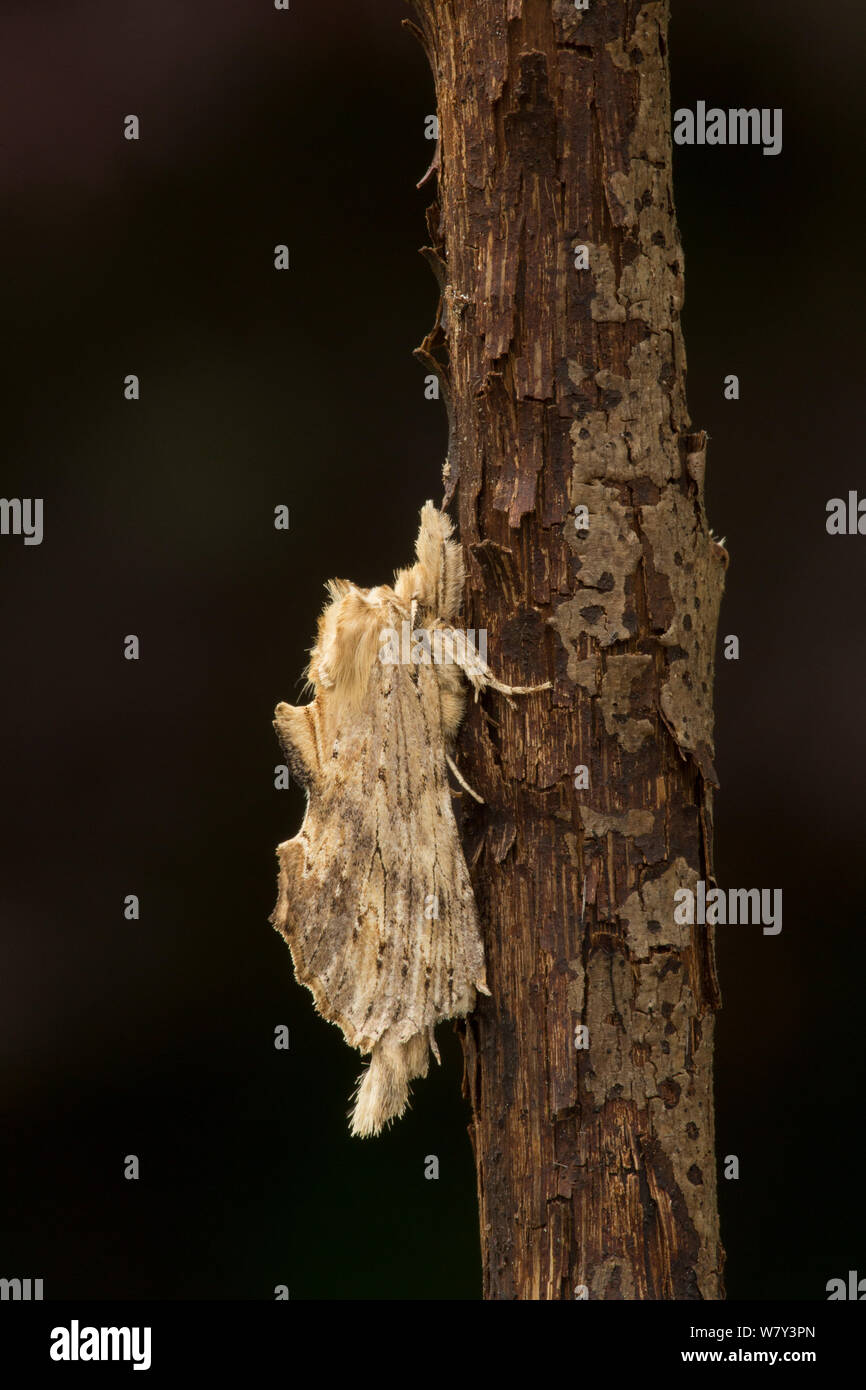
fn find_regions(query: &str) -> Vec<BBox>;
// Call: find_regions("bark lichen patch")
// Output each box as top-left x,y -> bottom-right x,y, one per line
567,954 -> 586,1014
580,807 -> 657,840
606,5 -> 677,190
582,945 -> 697,1110
597,654 -> 654,752
616,856 -> 697,956
568,339 -> 682,487
588,1256 -> 636,1301
585,242 -> 627,323
647,1051 -> 721,1301
570,657 -> 600,695
639,489 -> 724,784
553,482 -> 640,649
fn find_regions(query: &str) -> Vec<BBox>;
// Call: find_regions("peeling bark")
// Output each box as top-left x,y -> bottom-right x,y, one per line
409,0 -> 725,1300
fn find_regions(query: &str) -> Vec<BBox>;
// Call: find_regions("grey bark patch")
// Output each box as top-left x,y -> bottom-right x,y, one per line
639,482 -> 725,784
617,857 -> 697,956
581,807 -> 657,839
597,654 -> 654,752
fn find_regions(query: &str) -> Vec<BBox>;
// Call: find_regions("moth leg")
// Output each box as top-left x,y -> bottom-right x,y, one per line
478,674 -> 552,704
446,753 -> 484,804
450,640 -> 551,706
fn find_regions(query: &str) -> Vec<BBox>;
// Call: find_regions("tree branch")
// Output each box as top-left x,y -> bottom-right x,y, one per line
412,0 -> 726,1301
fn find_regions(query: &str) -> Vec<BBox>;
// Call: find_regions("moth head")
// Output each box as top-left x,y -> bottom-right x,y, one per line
307,580 -> 394,706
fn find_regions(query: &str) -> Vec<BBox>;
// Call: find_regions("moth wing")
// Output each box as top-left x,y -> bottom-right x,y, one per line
272,658 -> 486,1056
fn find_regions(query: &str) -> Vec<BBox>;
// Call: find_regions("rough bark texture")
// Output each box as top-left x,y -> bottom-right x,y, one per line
409,0 -> 726,1299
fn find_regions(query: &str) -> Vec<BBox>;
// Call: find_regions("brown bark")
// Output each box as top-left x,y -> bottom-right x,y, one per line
409,0 -> 726,1299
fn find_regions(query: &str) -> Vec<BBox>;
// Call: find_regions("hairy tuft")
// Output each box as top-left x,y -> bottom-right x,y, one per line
349,1032 -> 432,1138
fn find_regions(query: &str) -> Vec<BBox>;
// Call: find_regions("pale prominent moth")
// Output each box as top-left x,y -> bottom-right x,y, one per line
271,502 -> 548,1137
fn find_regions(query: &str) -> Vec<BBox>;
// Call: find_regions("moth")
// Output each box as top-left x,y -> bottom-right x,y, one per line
271,503 -> 547,1136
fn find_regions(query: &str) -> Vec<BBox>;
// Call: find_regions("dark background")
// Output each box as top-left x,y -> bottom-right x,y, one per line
1,0 -> 863,1300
